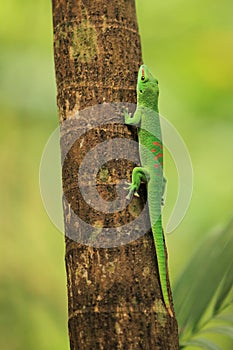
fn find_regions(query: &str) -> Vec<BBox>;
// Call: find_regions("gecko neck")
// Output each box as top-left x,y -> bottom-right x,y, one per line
138,96 -> 159,112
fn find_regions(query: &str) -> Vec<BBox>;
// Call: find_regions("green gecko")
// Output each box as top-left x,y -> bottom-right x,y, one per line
124,64 -> 173,317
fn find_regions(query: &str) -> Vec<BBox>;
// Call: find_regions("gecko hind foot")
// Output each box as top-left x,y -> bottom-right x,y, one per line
126,191 -> 140,200
126,184 -> 140,200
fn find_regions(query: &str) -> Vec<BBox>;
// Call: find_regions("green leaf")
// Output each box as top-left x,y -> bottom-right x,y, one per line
215,313 -> 233,324
181,337 -> 221,350
213,263 -> 233,313
201,325 -> 233,339
174,220 -> 233,338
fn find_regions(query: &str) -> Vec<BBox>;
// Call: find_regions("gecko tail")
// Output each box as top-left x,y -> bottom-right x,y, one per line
167,305 -> 174,318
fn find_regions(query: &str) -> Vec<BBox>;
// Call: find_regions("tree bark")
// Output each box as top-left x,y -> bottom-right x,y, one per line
52,0 -> 179,349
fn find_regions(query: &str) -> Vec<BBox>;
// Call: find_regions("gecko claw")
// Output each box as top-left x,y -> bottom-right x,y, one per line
167,305 -> 174,318
123,107 -> 131,115
126,193 -> 132,200
126,190 -> 140,200
123,182 -> 131,191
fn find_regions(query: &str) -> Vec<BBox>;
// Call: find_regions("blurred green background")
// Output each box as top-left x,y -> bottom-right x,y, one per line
0,1 -> 232,349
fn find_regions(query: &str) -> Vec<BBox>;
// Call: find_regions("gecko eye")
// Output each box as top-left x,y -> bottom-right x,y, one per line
141,76 -> 145,81
139,90 -> 143,93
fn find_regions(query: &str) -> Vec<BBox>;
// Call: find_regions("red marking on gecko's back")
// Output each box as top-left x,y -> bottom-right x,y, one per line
153,141 -> 163,148
154,153 -> 163,160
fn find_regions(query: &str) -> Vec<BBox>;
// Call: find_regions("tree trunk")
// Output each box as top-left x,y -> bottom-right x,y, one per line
52,0 -> 179,349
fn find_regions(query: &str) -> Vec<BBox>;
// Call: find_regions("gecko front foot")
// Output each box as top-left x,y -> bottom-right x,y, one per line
123,108 -> 132,125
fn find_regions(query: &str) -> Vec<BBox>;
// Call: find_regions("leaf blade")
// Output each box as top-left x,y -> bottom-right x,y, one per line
181,337 -> 221,350
201,325 -> 233,339
174,220 -> 233,339
213,263 -> 233,313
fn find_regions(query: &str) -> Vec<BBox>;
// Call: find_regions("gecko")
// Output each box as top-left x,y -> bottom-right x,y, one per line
124,64 -> 173,317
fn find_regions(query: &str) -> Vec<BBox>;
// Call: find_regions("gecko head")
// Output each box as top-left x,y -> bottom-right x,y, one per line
137,64 -> 159,110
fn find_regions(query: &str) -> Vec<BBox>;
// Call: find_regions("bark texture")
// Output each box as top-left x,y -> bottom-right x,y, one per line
52,0 -> 179,349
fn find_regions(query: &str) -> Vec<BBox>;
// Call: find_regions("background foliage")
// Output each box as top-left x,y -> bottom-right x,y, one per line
0,1 -> 232,349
